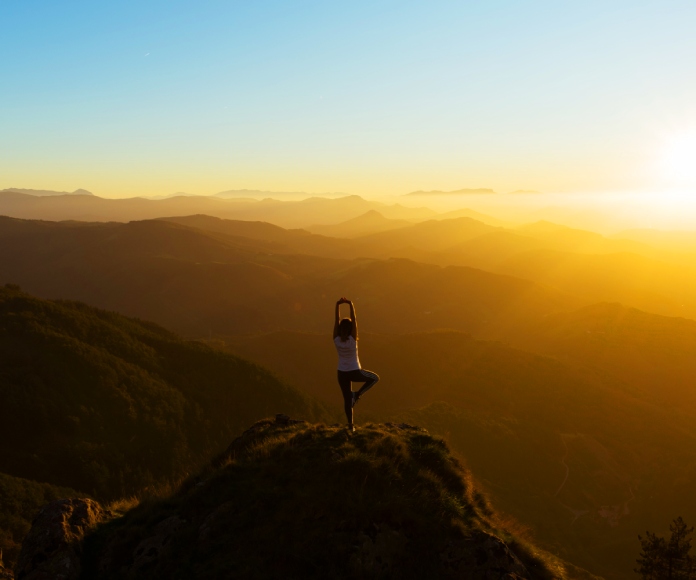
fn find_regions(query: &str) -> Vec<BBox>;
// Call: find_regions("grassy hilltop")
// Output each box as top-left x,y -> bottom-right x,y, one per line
79,416 -> 599,579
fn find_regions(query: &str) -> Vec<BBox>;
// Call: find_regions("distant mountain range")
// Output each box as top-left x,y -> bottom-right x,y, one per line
404,188 -> 544,196
0,188 -> 93,197
0,191 -> 436,227
405,188 -> 496,196
213,189 -> 347,199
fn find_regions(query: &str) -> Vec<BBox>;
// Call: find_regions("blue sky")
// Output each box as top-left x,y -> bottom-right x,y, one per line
2,0 -> 696,197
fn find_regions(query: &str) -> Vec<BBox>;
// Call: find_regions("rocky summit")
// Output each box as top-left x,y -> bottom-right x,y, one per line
14,499 -> 110,580
14,416 -> 591,579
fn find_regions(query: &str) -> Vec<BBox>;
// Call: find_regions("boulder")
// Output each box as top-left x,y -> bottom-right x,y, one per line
14,498 -> 110,580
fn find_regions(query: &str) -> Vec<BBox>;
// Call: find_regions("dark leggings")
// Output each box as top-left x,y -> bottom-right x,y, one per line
337,368 -> 380,425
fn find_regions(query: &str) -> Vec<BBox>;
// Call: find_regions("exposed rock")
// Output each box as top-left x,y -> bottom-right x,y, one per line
14,498 -> 110,580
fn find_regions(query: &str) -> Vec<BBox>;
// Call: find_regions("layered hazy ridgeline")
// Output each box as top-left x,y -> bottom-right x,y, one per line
2,187 -> 696,578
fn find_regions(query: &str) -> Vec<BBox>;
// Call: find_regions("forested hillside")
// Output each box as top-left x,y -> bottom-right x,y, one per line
0,285 -> 326,570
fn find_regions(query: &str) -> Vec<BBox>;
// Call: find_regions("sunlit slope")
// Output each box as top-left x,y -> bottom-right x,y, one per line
515,221 -> 649,254
354,216 -> 500,254
80,418 -> 596,580
359,218 -> 696,322
613,228 -> 696,253
156,213 -> 696,322
0,216 -> 578,337
505,302 -> 696,407
349,218 -> 648,258
223,329 -> 696,579
0,285 -> 324,499
347,218 -> 696,320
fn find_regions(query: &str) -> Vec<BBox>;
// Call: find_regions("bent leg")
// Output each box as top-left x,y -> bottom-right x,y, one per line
355,369 -> 379,398
337,371 -> 353,425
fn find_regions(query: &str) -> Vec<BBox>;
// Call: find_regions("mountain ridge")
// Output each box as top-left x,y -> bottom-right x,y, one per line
0,188 -> 93,197
405,188 -> 497,195
0,192 -> 435,227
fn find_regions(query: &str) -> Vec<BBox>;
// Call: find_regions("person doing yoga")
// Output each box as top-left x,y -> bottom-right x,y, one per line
333,297 -> 379,432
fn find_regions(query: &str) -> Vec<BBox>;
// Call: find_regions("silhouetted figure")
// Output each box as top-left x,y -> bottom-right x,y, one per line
333,297 -> 379,432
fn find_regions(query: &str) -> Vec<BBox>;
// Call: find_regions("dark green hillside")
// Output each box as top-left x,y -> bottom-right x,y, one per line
0,472 -> 80,570
0,285 -> 325,500
80,417 -> 596,579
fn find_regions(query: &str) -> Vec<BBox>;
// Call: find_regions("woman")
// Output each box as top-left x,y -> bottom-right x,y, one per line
333,297 -> 379,431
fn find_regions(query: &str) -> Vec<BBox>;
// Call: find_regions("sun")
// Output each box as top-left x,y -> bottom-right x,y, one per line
659,133 -> 696,186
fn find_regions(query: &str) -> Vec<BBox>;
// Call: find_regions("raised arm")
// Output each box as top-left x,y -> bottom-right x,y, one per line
333,299 -> 341,338
348,300 -> 358,340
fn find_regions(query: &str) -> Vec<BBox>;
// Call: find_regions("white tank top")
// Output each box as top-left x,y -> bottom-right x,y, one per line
334,336 -> 361,371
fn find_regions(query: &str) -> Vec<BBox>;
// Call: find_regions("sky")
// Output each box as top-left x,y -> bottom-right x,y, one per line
2,0 -> 696,198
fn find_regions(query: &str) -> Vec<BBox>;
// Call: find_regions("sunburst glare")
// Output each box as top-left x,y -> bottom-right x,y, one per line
660,133 -> 696,186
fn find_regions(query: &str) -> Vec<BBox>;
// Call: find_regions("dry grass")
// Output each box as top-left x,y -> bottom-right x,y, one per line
83,418 -> 596,579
